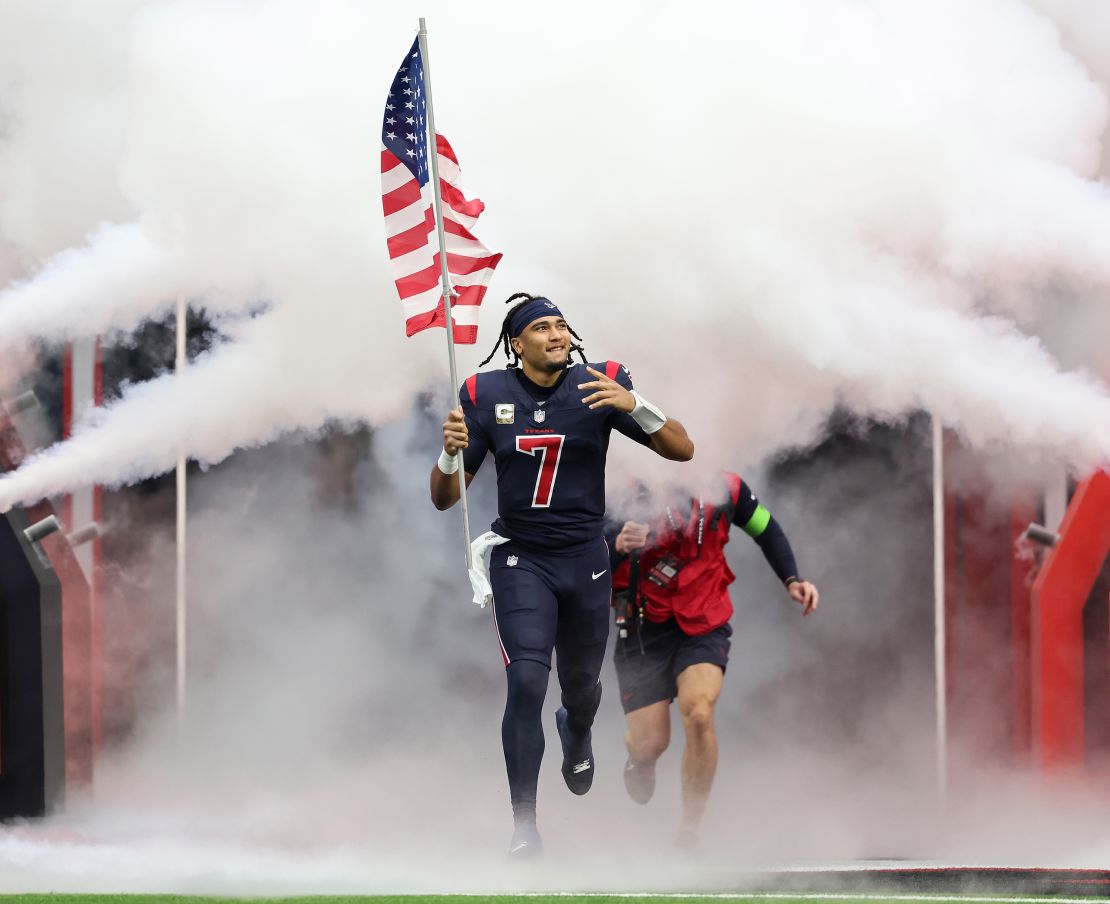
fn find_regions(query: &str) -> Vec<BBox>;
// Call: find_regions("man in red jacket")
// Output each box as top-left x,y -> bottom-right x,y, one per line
608,472 -> 818,847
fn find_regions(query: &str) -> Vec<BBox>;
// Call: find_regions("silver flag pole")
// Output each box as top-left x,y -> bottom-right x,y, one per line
418,17 -> 474,570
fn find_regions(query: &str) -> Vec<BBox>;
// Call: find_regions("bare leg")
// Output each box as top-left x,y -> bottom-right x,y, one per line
625,699 -> 671,765
676,663 -> 724,831
622,698 -> 670,804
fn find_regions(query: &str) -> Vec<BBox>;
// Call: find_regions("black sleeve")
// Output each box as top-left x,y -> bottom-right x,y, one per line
753,516 -> 800,585
459,387 -> 491,475
727,479 -> 798,584
730,481 -> 760,530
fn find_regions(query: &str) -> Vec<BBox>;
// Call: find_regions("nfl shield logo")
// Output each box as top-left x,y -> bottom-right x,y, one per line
534,409 -> 546,423
507,555 -> 518,567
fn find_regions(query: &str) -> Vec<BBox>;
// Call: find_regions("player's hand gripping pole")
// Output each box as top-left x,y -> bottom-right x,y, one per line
420,17 -> 473,570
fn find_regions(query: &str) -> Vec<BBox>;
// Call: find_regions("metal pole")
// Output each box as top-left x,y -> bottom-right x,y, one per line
932,412 -> 947,794
176,296 -> 187,723
418,17 -> 473,570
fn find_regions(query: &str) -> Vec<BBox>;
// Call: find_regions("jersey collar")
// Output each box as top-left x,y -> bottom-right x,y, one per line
513,365 -> 571,405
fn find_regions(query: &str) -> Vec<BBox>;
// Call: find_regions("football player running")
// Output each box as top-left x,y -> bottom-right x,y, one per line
431,292 -> 693,857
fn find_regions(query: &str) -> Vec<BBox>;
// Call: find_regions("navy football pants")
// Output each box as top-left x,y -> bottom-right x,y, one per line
489,537 -> 611,810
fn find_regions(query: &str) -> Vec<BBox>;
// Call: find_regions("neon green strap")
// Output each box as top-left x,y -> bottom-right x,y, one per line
741,503 -> 771,538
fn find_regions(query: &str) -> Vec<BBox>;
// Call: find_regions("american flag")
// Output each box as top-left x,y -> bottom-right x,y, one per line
381,38 -> 501,344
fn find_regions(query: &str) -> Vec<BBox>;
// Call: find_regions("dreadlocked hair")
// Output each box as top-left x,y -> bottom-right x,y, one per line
479,292 -> 589,368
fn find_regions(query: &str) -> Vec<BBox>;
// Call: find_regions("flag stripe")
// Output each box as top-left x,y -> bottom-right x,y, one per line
402,275 -> 497,320
389,226 -> 493,273
381,159 -> 416,194
395,261 -> 444,300
380,52 -> 501,347
382,178 -> 423,217
441,197 -> 481,232
394,252 -> 502,300
437,133 -> 459,166
403,290 -> 487,324
382,194 -> 487,243
381,149 -> 403,172
443,218 -> 479,242
440,180 -> 485,221
384,201 -> 431,236
404,288 -> 489,336
386,208 -> 436,260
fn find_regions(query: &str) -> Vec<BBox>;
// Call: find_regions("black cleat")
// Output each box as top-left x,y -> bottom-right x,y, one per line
509,821 -> 543,858
623,756 -> 656,804
555,706 -> 594,795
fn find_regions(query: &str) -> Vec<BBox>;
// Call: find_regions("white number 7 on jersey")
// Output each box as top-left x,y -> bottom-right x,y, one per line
516,434 -> 565,508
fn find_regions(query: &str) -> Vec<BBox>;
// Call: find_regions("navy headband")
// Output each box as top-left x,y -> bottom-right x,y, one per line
509,297 -> 563,337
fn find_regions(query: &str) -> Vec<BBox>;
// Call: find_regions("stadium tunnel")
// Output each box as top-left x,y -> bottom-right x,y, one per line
0,317 -> 372,819
0,340 -> 101,818
1,329 -> 1108,817
940,430 -> 1110,782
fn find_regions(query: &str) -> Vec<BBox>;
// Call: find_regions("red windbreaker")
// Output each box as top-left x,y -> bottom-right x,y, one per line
611,473 -> 743,636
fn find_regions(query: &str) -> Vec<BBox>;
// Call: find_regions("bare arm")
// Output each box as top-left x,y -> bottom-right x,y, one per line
430,408 -> 477,511
647,417 -> 694,461
429,465 -> 476,510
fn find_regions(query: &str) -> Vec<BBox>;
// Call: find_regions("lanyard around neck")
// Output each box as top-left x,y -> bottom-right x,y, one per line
665,497 -> 705,554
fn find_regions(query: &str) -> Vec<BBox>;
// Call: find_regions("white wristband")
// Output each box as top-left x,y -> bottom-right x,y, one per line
437,448 -> 460,475
630,390 -> 667,434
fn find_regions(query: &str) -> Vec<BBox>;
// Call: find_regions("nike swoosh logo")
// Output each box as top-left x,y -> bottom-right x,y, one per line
511,843 -> 528,853
592,570 -> 607,580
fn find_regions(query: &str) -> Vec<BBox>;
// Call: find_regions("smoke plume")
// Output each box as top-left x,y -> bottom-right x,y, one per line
0,0 -> 1109,505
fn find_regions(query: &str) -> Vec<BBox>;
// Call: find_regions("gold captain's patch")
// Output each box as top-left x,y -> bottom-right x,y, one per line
495,403 -> 515,424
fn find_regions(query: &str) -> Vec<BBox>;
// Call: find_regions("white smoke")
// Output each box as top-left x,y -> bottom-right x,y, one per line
7,0 -> 1110,888
2,423 -> 1109,893
0,0 -> 1109,504
0,1 -> 139,276
8,2 -> 1110,891
0,223 -> 187,345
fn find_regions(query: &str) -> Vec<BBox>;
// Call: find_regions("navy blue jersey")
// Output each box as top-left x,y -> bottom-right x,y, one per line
460,361 -> 651,552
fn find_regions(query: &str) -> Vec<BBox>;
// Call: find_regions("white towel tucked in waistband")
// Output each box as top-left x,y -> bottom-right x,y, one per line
468,530 -> 510,608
